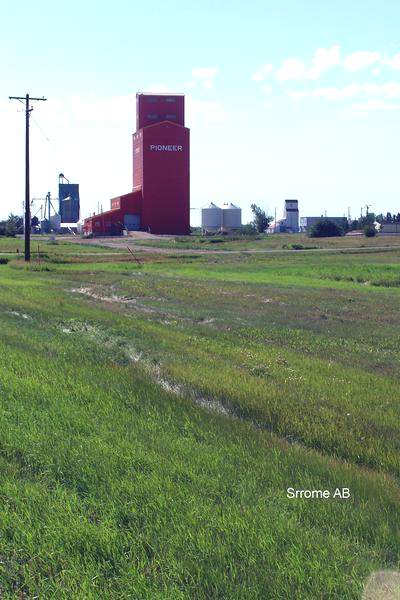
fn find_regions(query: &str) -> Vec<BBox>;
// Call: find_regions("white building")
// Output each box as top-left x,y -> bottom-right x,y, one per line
268,200 -> 299,233
283,199 -> 299,232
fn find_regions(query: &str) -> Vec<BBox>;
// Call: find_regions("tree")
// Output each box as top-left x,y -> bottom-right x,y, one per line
5,214 -> 24,237
356,213 -> 375,229
349,219 -> 359,231
309,218 -> 344,238
364,224 -> 377,237
365,212 -> 375,224
386,212 -> 393,223
250,204 -> 272,233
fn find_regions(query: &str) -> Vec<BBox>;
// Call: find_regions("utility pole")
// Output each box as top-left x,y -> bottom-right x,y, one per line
47,192 -> 51,223
9,94 -> 47,261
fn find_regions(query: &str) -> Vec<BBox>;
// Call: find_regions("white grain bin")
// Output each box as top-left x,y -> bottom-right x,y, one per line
201,202 -> 222,230
222,203 -> 242,229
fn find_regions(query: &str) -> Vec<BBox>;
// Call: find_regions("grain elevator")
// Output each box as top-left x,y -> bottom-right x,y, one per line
83,93 -> 190,236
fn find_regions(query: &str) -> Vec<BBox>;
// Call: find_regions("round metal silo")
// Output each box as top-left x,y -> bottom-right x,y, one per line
222,203 -> 242,229
201,202 -> 222,230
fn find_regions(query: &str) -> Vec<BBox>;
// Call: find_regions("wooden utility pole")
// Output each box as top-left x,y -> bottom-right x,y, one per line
9,94 -> 47,261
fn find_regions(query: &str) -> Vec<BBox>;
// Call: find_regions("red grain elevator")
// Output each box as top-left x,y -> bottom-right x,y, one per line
134,93 -> 189,234
84,92 -> 190,236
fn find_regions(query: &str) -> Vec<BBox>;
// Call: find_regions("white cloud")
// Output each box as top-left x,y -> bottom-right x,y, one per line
192,67 -> 218,79
257,47 -> 400,88
382,53 -> 400,70
379,82 -> 400,97
307,45 -> 340,79
312,85 -> 362,100
183,80 -> 197,90
276,46 -> 340,81
276,58 -> 307,81
263,85 -> 273,94
186,97 -> 227,123
351,100 -> 400,112
343,51 -> 381,71
287,90 -> 308,99
146,84 -> 170,94
290,87 -> 354,101
191,67 -> 218,89
252,64 -> 273,81
289,82 -> 400,102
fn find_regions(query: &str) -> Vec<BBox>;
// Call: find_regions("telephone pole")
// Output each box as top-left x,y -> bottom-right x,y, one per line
9,94 -> 47,261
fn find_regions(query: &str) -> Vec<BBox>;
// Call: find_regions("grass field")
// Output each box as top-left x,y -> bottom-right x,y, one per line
0,238 -> 399,598
131,232 -> 400,251
0,236 -> 120,256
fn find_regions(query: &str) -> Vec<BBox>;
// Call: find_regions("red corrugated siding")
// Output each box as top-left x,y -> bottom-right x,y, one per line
132,131 -> 143,189
136,94 -> 184,131
141,122 -> 190,234
83,191 -> 142,235
84,93 -> 189,236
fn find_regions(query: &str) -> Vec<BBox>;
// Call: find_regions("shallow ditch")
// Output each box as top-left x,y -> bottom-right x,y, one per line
58,314 -> 305,447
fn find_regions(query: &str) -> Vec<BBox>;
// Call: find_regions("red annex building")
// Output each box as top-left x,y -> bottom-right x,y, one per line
84,93 -> 190,236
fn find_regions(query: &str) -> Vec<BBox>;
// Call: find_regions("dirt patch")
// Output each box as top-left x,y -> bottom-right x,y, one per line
70,287 -> 159,315
6,310 -> 32,320
57,317 -> 303,445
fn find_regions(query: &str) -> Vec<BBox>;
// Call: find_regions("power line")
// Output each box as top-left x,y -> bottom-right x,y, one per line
9,94 -> 47,262
30,114 -> 51,142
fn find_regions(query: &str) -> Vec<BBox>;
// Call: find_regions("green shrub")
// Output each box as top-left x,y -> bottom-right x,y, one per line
241,223 -> 258,236
364,224 -> 377,237
309,219 -> 344,238
282,243 -> 318,250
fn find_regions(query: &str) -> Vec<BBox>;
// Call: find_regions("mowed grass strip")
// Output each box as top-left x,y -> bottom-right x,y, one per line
0,314 -> 399,598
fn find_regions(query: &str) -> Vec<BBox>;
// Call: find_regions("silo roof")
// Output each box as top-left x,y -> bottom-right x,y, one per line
222,202 -> 240,209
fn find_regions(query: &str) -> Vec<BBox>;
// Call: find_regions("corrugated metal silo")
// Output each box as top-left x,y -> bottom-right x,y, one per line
222,203 -> 242,229
201,202 -> 222,230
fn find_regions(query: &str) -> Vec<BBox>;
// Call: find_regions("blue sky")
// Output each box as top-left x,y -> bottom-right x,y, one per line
1,0 -> 400,224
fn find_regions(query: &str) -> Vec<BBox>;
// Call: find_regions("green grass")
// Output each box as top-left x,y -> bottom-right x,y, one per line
0,235 -> 121,255
0,243 -> 399,597
133,232 -> 400,251
145,250 -> 400,289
